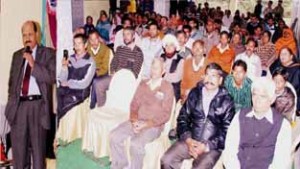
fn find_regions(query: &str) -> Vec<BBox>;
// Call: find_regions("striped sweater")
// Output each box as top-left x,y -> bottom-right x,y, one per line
110,45 -> 143,78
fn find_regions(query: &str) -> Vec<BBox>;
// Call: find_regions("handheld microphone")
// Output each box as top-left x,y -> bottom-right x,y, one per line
22,46 -> 32,66
24,46 -> 32,54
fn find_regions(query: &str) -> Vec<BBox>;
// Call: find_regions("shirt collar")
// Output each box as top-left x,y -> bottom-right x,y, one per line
31,45 -> 38,59
246,108 -> 273,124
91,45 -> 100,55
217,43 -> 229,53
202,87 -> 219,99
179,46 -> 186,53
147,78 -> 163,90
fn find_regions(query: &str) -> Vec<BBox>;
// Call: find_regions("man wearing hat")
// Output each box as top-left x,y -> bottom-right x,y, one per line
160,34 -> 184,101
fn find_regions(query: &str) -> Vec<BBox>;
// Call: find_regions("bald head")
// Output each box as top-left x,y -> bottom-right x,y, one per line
21,21 -> 39,49
150,58 -> 165,79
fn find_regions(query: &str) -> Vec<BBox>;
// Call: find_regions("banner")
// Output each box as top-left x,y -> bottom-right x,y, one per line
47,0 -> 57,48
41,0 -> 57,48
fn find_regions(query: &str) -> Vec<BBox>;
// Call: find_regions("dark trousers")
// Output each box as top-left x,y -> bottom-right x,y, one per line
10,99 -> 47,169
161,141 -> 221,169
57,87 -> 87,120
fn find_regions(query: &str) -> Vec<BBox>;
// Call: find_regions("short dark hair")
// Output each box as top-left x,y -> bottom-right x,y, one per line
74,33 -> 87,44
246,37 -> 257,46
272,67 -> 289,81
88,30 -> 100,37
189,18 -> 199,28
220,31 -> 229,38
86,15 -> 93,20
232,60 -> 247,72
205,63 -> 224,76
182,25 -> 192,32
123,26 -> 135,36
147,19 -> 159,30
32,21 -> 38,33
176,30 -> 188,38
263,30 -> 272,40
121,17 -> 132,26
214,19 -> 222,25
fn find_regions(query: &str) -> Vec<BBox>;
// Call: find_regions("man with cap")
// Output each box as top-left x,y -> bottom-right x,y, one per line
160,34 -> 184,101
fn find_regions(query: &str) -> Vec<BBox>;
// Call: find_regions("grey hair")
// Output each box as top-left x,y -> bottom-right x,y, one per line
251,77 -> 276,99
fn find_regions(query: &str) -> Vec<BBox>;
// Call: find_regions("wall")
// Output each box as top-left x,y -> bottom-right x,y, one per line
0,0 -> 42,104
84,0 -> 110,26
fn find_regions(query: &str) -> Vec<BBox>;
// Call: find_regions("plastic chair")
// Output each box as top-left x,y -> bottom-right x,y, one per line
82,69 -> 138,158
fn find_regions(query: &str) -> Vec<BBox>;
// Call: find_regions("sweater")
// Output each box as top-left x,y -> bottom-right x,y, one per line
130,79 -> 174,128
207,45 -> 235,73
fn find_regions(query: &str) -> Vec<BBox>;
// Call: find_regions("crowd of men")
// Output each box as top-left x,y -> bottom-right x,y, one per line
4,0 -> 300,169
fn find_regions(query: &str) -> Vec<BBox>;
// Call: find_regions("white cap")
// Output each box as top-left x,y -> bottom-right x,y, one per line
162,34 -> 180,51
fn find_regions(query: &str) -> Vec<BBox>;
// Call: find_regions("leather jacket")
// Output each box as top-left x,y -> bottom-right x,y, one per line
177,83 -> 235,151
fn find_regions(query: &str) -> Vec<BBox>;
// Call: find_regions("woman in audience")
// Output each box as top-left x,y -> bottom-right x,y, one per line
96,10 -> 111,44
272,68 -> 295,122
275,27 -> 297,56
230,32 -> 246,55
270,47 -> 300,116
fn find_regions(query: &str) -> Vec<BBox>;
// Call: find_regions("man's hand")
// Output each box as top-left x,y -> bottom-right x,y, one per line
186,138 -> 206,159
62,58 -> 69,69
60,81 -> 68,87
132,121 -> 148,134
23,53 -> 35,68
180,94 -> 187,104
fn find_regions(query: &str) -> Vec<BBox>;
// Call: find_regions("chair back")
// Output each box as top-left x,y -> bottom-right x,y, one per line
105,69 -> 137,113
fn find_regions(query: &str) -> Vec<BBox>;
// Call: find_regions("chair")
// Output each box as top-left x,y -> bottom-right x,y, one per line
124,99 -> 176,169
81,69 -> 138,158
55,98 -> 90,144
286,82 -> 300,168
171,100 -> 224,169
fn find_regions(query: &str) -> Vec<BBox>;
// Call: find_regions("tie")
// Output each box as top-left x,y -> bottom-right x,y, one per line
21,63 -> 31,96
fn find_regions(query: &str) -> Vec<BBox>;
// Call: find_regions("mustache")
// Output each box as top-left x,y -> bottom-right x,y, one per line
25,40 -> 31,44
204,81 -> 215,86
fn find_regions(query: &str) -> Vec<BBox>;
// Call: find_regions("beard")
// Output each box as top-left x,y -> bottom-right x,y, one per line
124,40 -> 132,46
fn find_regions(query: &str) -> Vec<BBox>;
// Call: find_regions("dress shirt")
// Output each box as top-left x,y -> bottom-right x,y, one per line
21,45 -> 41,95
235,52 -> 262,81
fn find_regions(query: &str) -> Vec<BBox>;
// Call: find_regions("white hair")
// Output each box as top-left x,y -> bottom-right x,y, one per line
251,77 -> 276,99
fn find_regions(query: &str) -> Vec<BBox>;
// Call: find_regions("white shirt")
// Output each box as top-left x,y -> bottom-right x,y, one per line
185,38 -> 195,50
222,16 -> 233,29
21,45 -> 41,96
140,37 -> 162,78
235,52 -> 262,81
192,57 -> 205,71
147,78 -> 162,91
202,87 -> 219,116
223,108 -> 291,169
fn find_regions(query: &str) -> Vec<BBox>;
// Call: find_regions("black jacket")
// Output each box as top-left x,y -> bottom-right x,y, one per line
177,83 -> 235,151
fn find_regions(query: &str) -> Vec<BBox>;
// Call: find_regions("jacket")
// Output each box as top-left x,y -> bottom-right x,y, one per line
177,82 -> 235,151
5,45 -> 56,129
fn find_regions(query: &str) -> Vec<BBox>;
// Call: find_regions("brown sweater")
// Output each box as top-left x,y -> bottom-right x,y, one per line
130,79 -> 174,128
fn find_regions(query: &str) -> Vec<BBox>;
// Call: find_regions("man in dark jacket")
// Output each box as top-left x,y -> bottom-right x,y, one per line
161,63 -> 235,169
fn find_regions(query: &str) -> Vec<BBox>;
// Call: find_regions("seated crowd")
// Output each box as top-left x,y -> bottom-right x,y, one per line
56,1 -> 300,169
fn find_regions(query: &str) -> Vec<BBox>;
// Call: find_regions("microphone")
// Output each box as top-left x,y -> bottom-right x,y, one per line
24,46 -> 32,54
22,46 -> 32,66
